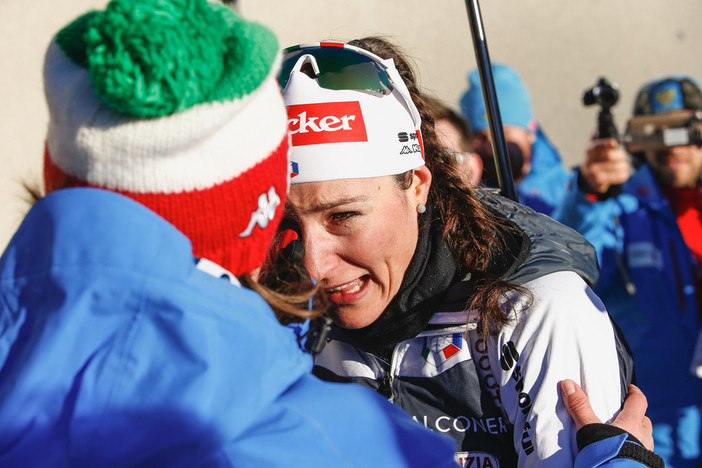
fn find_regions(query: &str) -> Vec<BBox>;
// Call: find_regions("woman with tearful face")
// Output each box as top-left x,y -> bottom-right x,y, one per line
276,36 -> 663,467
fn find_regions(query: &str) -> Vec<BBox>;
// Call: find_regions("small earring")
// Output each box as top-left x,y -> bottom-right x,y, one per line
416,203 -> 426,214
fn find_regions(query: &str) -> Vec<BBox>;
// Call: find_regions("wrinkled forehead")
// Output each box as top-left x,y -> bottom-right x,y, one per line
286,175 -> 398,213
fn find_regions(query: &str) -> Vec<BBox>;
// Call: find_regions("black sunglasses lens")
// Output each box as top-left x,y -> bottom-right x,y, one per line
278,47 -> 393,95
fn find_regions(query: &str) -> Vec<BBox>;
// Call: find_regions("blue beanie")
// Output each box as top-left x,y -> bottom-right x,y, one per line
460,63 -> 535,132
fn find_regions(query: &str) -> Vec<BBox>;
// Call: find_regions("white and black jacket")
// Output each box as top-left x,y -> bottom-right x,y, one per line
313,192 -> 636,468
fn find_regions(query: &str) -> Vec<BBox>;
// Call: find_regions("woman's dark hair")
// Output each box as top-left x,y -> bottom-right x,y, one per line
349,36 -> 527,335
255,232 -> 328,324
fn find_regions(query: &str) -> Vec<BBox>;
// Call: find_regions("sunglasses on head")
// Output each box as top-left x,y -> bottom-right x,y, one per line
277,41 -> 422,132
278,42 -> 395,96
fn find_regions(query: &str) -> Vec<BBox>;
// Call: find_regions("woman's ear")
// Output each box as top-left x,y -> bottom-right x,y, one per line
412,165 -> 432,205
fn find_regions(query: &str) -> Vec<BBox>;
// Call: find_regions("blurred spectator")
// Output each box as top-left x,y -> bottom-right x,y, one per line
554,75 -> 702,467
460,63 -> 570,215
427,95 -> 483,187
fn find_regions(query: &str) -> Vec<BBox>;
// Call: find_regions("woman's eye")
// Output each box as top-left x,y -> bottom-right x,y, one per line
330,211 -> 359,222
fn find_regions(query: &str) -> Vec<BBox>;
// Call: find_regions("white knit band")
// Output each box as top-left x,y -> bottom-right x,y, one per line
45,42 -> 288,194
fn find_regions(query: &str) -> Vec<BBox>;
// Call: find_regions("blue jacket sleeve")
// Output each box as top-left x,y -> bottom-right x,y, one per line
574,424 -> 664,468
553,171 -> 624,255
552,170 -> 631,288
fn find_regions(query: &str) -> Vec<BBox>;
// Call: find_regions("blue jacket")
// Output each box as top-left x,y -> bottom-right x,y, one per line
554,165 -> 701,421
517,127 -> 571,216
0,188 -> 457,467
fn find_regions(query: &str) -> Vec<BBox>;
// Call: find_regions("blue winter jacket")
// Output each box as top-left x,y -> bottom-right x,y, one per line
517,127 -> 571,216
554,165 -> 701,421
0,187 -> 458,467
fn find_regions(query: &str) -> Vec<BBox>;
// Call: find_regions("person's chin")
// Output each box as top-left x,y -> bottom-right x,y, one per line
662,167 -> 693,187
328,288 -> 385,330
332,309 -> 383,329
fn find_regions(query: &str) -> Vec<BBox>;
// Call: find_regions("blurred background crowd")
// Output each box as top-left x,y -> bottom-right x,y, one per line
1,0 -> 702,251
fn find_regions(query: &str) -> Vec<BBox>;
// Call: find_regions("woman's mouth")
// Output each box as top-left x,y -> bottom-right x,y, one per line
325,276 -> 370,304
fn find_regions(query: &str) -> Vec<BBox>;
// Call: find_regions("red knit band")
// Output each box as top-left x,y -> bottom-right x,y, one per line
44,137 -> 290,277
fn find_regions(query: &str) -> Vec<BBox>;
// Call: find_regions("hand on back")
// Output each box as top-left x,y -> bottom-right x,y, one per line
561,379 -> 654,451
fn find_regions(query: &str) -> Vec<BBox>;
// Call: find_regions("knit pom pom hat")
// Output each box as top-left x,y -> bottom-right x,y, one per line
460,63 -> 537,133
43,0 -> 290,277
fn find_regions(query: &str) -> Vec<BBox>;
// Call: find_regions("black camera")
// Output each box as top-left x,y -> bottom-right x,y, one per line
583,77 -> 620,139
624,110 -> 702,152
583,77 -> 620,110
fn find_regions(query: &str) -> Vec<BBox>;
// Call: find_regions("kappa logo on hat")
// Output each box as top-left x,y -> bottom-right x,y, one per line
239,186 -> 281,238
287,101 -> 368,146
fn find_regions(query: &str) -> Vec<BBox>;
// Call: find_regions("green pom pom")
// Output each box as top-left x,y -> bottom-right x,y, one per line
209,12 -> 279,104
55,11 -> 100,67
54,0 -> 279,118
85,0 -> 230,117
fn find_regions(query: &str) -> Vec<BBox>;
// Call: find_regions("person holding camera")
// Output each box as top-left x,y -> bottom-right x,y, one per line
554,75 -> 702,468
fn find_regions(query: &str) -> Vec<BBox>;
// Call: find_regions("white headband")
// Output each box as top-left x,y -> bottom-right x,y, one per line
282,54 -> 425,183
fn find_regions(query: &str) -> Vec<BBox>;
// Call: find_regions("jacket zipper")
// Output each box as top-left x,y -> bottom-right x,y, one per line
378,348 -> 398,402
381,369 -> 394,401
614,215 -> 637,295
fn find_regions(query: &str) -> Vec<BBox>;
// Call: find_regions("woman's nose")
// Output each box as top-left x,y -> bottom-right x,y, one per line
301,228 -> 337,282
